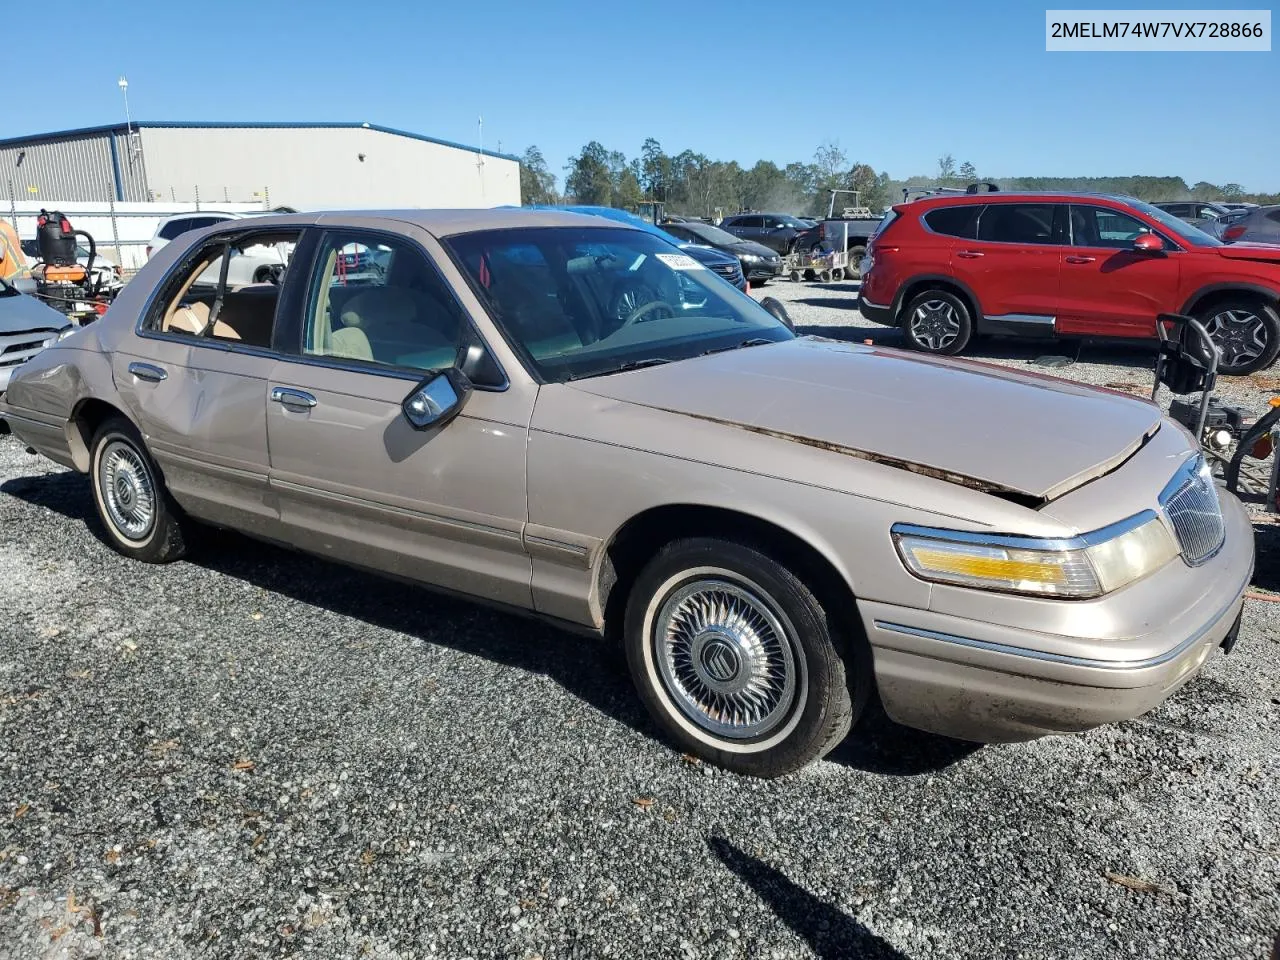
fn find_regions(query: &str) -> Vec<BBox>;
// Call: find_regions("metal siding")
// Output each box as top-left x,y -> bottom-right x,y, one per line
0,133 -> 124,203
141,126 -> 519,209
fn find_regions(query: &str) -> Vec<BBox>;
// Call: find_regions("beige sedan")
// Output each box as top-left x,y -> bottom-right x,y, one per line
0,209 -> 1254,777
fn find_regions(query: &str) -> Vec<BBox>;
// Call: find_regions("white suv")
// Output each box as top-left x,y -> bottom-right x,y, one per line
147,212 -> 291,287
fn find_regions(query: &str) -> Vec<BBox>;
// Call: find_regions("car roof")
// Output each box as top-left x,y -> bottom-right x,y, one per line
901,191 -> 1145,209
175,207 -> 649,239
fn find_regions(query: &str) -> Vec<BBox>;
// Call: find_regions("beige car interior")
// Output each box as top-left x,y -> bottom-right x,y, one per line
308,243 -> 459,370
160,235 -> 296,348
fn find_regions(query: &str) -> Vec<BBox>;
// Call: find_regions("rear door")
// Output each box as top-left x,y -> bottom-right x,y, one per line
947,202 -> 1066,332
264,222 -> 535,607
1056,204 -> 1180,339
114,225 -> 302,532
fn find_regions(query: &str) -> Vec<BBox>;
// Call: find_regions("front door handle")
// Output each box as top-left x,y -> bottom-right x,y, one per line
270,387 -> 317,409
128,361 -> 167,383
955,250 -> 984,259
1065,255 -> 1097,264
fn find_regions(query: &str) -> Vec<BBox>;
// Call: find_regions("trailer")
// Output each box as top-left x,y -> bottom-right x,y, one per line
792,190 -> 883,279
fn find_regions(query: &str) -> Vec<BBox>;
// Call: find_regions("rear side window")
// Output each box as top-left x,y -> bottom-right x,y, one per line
158,218 -> 193,240
923,205 -> 979,239
977,204 -> 1059,245
186,216 -> 226,231
871,210 -> 898,238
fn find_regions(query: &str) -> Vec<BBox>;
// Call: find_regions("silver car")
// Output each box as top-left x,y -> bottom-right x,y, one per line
0,274 -> 72,394
0,209 -> 1255,777
1221,204 -> 1280,245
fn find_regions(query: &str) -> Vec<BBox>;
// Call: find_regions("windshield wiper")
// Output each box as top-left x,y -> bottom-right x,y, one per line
700,337 -> 775,356
564,357 -> 672,381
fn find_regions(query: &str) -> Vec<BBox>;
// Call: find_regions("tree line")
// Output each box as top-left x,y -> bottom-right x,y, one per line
520,142 -> 1280,217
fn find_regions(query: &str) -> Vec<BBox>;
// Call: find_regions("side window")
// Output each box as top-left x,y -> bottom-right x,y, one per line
739,216 -> 763,229
923,205 -> 979,239
158,218 -> 193,240
148,230 -> 300,346
976,204 -> 1058,244
1070,206 -> 1161,249
1194,205 -> 1221,220
186,216 -> 224,232
302,232 -> 465,373
1266,210 -> 1280,224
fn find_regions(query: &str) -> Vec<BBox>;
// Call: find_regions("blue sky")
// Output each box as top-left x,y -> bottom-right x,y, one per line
7,0 -> 1277,190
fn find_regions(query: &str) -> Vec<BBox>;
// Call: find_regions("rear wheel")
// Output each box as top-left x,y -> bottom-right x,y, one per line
847,245 -> 867,278
89,417 -> 189,563
902,289 -> 973,355
624,538 -> 868,778
1196,297 -> 1280,375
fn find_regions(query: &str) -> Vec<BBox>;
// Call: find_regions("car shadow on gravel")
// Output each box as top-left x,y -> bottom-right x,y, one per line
707,837 -> 911,959
829,700 -> 981,775
3,468 -> 982,778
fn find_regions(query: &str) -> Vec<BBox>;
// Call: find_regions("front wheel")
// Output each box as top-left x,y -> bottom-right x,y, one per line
624,538 -> 867,778
1197,298 -> 1280,375
89,416 -> 189,563
902,289 -> 973,355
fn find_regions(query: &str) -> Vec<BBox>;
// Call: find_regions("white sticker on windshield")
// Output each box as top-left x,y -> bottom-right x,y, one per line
655,253 -> 706,271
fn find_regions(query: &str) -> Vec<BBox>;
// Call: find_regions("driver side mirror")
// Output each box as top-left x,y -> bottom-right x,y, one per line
1133,233 -> 1164,253
402,368 -> 472,430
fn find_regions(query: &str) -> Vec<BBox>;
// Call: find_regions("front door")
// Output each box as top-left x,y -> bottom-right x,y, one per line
1056,204 -> 1181,339
264,225 -> 535,608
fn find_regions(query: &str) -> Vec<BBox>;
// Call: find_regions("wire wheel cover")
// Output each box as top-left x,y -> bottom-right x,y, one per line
654,578 -> 799,740
98,440 -> 156,541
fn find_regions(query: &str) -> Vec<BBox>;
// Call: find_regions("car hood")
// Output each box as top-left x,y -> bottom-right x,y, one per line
730,241 -> 781,259
0,284 -> 68,333
679,244 -> 739,267
569,338 -> 1162,503
1213,242 -> 1280,263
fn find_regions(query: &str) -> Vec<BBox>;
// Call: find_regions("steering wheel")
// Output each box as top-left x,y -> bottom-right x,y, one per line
623,300 -> 675,326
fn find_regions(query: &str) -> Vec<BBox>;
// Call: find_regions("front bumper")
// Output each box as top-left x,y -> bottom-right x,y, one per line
858,494 -> 1254,743
742,259 -> 783,280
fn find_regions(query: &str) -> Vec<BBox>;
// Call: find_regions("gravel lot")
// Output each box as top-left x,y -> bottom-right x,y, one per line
2,284 -> 1279,960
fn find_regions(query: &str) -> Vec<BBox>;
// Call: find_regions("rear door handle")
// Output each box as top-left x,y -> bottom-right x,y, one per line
270,387 -> 317,409
955,250 -> 984,259
127,362 -> 167,383
1065,255 -> 1097,264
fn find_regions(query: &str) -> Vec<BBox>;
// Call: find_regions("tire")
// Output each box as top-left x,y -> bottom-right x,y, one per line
902,289 -> 974,356
1225,405 -> 1280,497
623,537 -> 868,778
1195,297 -> 1280,376
831,268 -> 844,282
789,270 -> 802,283
89,416 -> 189,563
847,245 -> 866,278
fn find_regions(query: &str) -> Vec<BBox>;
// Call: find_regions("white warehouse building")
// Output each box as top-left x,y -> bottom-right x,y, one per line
0,121 -> 520,210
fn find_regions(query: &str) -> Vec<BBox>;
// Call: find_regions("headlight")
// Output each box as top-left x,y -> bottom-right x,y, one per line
892,512 -> 1179,599
740,254 -> 761,262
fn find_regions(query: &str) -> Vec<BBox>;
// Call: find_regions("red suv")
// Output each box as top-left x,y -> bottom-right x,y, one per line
858,190 -> 1280,375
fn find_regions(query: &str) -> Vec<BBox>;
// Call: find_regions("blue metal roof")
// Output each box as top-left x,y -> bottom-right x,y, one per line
0,121 -> 520,162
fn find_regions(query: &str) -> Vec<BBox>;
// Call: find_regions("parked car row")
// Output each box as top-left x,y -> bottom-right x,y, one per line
858,189 -> 1280,374
0,206 -> 1255,778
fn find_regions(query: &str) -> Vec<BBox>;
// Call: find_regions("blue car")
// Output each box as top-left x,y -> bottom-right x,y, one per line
520,205 -> 749,292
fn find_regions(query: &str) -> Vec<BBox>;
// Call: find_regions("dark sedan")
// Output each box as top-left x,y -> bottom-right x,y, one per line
660,220 -> 783,286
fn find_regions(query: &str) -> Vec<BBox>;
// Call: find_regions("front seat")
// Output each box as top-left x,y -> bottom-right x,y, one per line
340,286 -> 450,364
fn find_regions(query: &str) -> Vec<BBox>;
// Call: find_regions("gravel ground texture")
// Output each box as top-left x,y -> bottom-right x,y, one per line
2,283 -> 1279,960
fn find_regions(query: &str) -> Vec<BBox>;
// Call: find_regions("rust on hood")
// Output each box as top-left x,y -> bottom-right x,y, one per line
671,408 -> 1047,508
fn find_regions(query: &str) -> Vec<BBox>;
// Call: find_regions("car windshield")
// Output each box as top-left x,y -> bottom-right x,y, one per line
1126,199 -> 1223,247
674,222 -> 744,246
444,226 -> 793,382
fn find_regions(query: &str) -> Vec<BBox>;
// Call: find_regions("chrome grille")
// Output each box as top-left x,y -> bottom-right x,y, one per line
1160,456 -> 1225,566
0,331 -> 57,369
